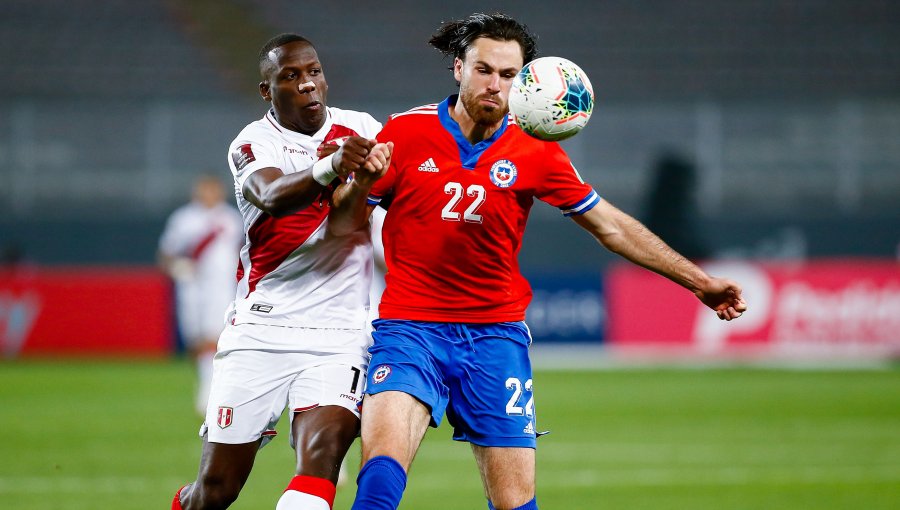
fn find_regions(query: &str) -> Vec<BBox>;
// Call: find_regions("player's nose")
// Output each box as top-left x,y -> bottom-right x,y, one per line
298,81 -> 316,93
487,74 -> 501,93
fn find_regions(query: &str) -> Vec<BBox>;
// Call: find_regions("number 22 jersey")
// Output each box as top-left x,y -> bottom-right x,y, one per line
367,95 -> 600,323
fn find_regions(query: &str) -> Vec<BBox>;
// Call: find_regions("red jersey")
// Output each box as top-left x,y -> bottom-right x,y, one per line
368,95 -> 600,323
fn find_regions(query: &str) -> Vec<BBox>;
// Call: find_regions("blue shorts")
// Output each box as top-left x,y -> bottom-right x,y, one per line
365,319 -> 538,448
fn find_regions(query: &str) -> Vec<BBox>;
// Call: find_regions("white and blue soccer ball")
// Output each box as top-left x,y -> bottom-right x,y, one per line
509,56 -> 594,142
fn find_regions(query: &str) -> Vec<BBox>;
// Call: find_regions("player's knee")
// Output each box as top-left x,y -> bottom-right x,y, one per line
191,475 -> 242,510
486,478 -> 535,510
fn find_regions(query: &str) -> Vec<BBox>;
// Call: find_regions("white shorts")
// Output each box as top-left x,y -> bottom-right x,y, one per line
176,279 -> 232,343
200,326 -> 368,445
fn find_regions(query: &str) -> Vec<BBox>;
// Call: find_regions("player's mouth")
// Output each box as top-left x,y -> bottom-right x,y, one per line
479,96 -> 501,109
303,101 -> 323,111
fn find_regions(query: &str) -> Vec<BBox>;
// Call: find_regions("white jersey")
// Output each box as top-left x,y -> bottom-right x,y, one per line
224,106 -> 382,351
159,201 -> 244,340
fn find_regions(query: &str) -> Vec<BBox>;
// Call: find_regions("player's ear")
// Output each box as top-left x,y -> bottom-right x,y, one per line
453,57 -> 463,83
259,81 -> 272,102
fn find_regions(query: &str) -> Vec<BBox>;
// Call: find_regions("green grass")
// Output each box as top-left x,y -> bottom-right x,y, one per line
1,359 -> 898,509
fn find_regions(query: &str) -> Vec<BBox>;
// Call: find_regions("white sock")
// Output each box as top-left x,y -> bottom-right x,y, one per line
275,489 -> 331,510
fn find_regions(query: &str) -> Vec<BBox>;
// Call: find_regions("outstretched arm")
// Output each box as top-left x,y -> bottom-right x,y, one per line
242,137 -> 376,217
571,199 -> 747,321
329,141 -> 393,236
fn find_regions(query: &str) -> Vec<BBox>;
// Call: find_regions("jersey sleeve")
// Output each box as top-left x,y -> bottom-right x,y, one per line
158,209 -> 185,256
534,143 -> 601,216
367,118 -> 399,206
227,133 -> 279,190
360,112 -> 384,139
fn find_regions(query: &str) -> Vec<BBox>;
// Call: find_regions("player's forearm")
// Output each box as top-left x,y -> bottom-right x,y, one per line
578,203 -> 710,293
602,218 -> 710,292
329,179 -> 373,236
243,167 -> 325,218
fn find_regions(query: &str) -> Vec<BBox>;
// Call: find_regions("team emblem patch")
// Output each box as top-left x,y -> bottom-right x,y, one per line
231,144 -> 256,171
489,159 -> 518,188
217,406 -> 234,429
372,365 -> 392,384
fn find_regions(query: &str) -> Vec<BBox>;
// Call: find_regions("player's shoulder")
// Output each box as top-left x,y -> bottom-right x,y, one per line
505,118 -> 561,151
326,106 -> 382,134
167,202 -> 201,223
382,104 -> 442,138
231,112 -> 279,147
388,103 -> 441,122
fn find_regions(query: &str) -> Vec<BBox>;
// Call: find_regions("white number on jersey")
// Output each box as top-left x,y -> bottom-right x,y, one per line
441,182 -> 485,223
505,377 -> 534,417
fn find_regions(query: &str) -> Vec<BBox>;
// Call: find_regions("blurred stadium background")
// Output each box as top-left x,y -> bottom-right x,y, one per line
1,1 -> 898,509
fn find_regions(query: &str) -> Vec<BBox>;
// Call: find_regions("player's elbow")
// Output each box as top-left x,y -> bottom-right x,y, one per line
259,202 -> 292,218
595,230 -> 628,254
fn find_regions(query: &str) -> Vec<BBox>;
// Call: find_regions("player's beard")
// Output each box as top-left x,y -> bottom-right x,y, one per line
459,88 -> 507,126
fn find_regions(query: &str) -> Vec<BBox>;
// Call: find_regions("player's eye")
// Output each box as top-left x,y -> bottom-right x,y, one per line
285,72 -> 297,80
310,68 -> 322,75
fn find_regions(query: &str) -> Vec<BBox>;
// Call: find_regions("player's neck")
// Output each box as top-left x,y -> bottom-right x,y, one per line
450,101 -> 502,145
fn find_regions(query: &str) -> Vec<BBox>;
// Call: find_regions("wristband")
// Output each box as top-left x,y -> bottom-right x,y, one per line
312,155 -> 338,186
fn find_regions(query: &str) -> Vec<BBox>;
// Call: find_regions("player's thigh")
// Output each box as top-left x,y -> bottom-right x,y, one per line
471,444 -> 535,509
288,358 -> 367,422
446,324 -> 537,448
359,390 -> 431,470
203,347 -> 295,445
287,359 -> 366,478
366,319 -> 454,427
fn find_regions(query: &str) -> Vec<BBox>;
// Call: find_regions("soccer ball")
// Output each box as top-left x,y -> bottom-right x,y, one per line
509,56 -> 594,142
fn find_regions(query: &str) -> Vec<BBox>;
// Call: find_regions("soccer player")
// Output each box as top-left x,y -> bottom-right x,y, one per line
158,175 -> 244,415
346,13 -> 749,510
172,33 -> 391,510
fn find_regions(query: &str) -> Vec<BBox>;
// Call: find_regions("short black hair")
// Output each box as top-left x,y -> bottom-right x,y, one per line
428,12 -> 538,67
258,33 -> 313,79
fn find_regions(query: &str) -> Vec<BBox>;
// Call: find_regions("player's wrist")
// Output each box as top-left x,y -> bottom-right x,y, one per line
312,155 -> 339,186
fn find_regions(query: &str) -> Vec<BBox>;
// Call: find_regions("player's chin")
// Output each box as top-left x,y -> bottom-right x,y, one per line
474,108 -> 506,126
299,107 -> 325,125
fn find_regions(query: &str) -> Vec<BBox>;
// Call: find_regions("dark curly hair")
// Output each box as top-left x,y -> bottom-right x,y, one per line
428,12 -> 538,67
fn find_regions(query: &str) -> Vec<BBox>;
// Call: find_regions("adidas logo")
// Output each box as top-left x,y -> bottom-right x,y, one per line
523,421 -> 535,435
417,158 -> 439,173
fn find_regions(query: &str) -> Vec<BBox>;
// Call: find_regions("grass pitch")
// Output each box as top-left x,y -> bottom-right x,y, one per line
1,359 -> 898,509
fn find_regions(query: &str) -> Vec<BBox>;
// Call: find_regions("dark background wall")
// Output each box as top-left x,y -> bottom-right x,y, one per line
1,0 -> 898,268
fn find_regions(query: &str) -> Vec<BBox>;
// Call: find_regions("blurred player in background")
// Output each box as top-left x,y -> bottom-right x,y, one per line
172,33 -> 391,510
344,13 -> 748,510
158,175 -> 243,415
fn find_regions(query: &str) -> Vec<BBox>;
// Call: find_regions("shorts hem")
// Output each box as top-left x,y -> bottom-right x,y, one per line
455,433 -> 536,449
365,382 -> 445,426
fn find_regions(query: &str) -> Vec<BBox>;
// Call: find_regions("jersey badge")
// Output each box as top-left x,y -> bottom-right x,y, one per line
231,144 -> 256,171
372,364 -> 392,384
417,158 -> 439,173
250,303 -> 273,313
217,406 -> 234,429
489,159 -> 518,188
